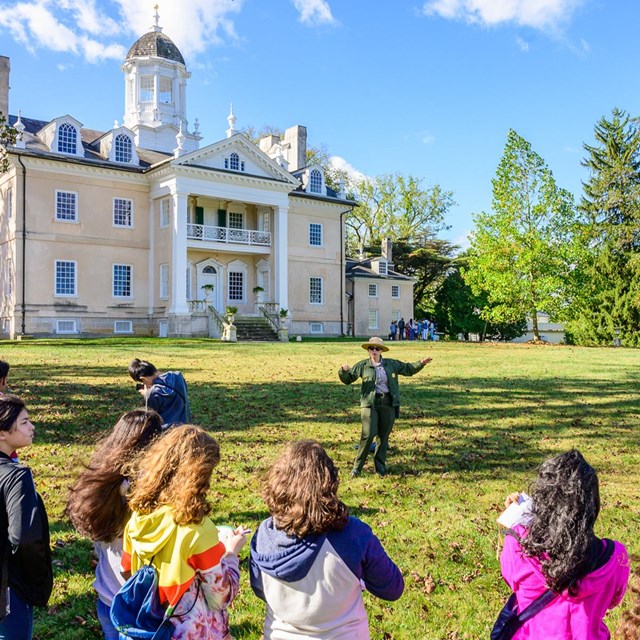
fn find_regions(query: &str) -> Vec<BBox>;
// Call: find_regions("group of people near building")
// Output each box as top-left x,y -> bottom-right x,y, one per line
0,349 -> 637,640
389,317 -> 438,342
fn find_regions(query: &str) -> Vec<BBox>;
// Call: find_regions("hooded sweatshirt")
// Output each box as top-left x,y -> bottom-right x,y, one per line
500,524 -> 630,640
250,516 -> 404,640
146,371 -> 191,427
121,506 -> 239,640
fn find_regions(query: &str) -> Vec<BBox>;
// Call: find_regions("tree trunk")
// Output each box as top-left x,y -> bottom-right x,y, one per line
531,310 -> 540,341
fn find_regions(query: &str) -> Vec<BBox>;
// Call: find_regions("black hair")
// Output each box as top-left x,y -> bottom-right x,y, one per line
0,360 -> 9,379
128,358 -> 157,382
521,449 -> 601,595
0,394 -> 26,432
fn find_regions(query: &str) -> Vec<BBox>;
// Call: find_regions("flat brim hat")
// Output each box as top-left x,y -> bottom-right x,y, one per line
361,336 -> 389,352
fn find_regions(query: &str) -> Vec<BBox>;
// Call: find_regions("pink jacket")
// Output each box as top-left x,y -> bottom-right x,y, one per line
500,525 -> 629,639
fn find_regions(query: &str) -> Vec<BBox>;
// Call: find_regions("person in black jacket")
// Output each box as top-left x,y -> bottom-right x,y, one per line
0,394 -> 52,640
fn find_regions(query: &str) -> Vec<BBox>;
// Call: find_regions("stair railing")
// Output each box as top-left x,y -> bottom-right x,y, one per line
259,305 -> 279,334
208,305 -> 227,333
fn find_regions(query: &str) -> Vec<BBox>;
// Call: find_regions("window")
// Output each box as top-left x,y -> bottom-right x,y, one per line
309,169 -> 322,194
113,198 -> 133,227
378,261 -> 388,275
160,199 -> 170,227
224,153 -> 245,172
57,123 -> 77,154
56,319 -> 78,334
368,284 -> 378,297
310,322 -> 324,334
309,223 -> 323,247
159,264 -> 169,299
114,320 -> 133,334
228,212 -> 243,229
114,134 -> 132,163
368,309 -> 379,329
228,271 -> 244,301
140,76 -> 154,103
55,260 -> 76,296
310,277 -> 323,304
6,188 -> 12,218
159,77 -> 173,104
55,191 -> 78,222
392,285 -> 400,298
5,258 -> 12,296
113,264 -> 132,297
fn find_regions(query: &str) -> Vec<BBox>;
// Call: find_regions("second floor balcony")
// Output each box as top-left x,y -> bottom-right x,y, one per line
187,223 -> 271,247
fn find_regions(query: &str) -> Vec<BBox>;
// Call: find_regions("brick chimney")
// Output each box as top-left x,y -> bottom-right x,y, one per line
283,125 -> 307,172
0,56 -> 9,119
381,237 -> 393,265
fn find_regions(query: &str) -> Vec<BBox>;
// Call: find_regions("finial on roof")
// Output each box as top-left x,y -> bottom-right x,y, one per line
113,120 -> 119,129
174,119 -> 186,158
14,111 -> 25,148
152,4 -> 162,32
226,103 -> 237,138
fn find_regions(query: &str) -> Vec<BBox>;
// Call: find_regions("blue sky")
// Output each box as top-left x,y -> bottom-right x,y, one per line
1,0 -> 638,248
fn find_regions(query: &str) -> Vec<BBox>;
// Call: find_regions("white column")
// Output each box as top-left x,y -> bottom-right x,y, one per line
169,191 -> 189,314
273,204 -> 289,309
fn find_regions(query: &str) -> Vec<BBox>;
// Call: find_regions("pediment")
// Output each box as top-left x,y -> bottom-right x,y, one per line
174,134 -> 299,185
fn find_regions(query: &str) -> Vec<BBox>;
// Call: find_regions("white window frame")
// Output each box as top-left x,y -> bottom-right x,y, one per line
159,264 -> 169,299
378,260 -> 388,275
113,198 -> 134,228
112,264 -> 133,298
6,188 -> 12,219
54,260 -> 77,297
5,258 -> 12,296
55,190 -> 78,223
309,322 -> 324,334
228,270 -> 245,303
56,319 -> 78,334
114,320 -> 133,334
114,134 -> 133,164
57,122 -> 78,155
309,168 -> 323,194
368,309 -> 379,330
160,199 -> 170,228
391,285 -> 400,299
309,223 -> 323,247
309,277 -> 324,305
228,211 -> 244,230
159,76 -> 173,105
139,75 -> 154,105
368,284 -> 378,298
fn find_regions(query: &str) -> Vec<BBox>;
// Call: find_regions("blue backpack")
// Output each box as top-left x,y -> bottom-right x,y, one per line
110,560 -> 197,640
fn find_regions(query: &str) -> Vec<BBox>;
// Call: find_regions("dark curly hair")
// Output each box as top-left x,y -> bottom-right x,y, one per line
66,410 -> 163,542
262,440 -> 349,538
521,449 -> 602,595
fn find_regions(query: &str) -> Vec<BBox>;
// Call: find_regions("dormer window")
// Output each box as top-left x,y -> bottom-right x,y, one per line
309,169 -> 322,194
378,261 -> 388,275
114,134 -> 132,163
224,152 -> 245,172
57,123 -> 78,154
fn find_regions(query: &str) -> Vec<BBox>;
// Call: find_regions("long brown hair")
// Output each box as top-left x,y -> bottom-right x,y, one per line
66,410 -> 163,542
126,424 -> 220,526
262,440 -> 349,538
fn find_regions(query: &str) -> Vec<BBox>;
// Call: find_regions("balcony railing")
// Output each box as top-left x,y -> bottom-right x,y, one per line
187,223 -> 271,246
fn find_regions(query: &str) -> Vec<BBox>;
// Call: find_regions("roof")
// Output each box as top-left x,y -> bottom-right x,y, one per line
126,31 -> 185,65
345,257 -> 414,281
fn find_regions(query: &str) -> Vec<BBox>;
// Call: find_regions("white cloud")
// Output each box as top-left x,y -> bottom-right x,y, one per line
292,0 -> 336,26
453,230 -> 471,251
329,156 -> 368,184
515,36 -> 530,51
422,0 -> 584,32
421,132 -> 436,145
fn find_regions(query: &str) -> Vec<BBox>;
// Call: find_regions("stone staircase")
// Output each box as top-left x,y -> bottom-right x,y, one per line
233,315 -> 278,341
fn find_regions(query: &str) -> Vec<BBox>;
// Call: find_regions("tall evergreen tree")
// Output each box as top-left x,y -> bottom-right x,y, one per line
567,108 -> 640,346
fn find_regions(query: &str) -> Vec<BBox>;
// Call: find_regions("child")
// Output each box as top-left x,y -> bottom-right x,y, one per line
250,440 -> 404,639
498,449 -> 629,639
66,410 -> 164,640
0,394 -> 52,640
121,424 -> 248,640
615,557 -> 639,639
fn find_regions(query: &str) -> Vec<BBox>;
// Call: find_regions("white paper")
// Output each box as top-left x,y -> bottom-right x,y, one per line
497,493 -> 533,528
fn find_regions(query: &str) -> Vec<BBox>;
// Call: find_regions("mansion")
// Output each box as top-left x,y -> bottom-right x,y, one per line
0,15 -> 415,339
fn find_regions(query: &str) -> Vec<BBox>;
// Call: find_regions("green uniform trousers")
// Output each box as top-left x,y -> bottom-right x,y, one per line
352,393 -> 395,476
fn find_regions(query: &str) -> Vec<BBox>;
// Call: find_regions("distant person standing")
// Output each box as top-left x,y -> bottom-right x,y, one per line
397,318 -> 405,341
339,337 -> 432,477
389,320 -> 397,341
128,358 -> 191,427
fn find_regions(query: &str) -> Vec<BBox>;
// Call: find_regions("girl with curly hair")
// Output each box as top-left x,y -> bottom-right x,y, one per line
66,409 -> 163,639
499,449 -> 629,639
121,424 -> 248,640
250,440 -> 404,639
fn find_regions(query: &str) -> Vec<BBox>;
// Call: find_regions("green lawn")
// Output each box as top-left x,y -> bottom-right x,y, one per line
2,338 -> 638,639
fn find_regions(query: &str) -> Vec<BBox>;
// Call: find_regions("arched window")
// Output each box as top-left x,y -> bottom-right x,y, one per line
114,134 -> 132,163
309,169 -> 322,194
58,123 -> 78,154
229,152 -> 240,171
203,265 -> 217,274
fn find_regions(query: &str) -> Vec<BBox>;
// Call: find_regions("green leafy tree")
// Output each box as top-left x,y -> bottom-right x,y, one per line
566,108 -> 640,345
463,129 -> 579,341
346,175 -> 453,254
0,112 -> 17,174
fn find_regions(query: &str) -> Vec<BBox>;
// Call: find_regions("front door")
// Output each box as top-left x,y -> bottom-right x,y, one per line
197,263 -> 221,312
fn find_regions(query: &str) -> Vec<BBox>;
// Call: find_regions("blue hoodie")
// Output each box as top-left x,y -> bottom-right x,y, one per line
146,371 -> 190,427
250,516 -> 403,639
